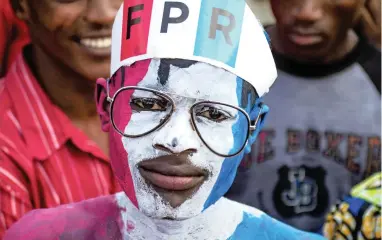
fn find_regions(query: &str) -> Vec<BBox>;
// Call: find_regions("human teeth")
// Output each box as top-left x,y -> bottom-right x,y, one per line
80,37 -> 111,48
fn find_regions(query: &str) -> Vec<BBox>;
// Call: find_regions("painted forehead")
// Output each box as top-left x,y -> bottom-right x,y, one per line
111,59 -> 258,106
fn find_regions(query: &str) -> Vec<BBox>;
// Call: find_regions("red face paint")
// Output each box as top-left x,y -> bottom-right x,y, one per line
108,59 -> 151,208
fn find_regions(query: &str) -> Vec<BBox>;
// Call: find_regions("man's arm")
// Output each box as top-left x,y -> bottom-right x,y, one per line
3,209 -> 60,240
4,194 -> 123,240
0,150 -> 33,239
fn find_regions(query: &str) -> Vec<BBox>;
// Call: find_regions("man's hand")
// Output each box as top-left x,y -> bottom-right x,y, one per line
358,0 -> 381,48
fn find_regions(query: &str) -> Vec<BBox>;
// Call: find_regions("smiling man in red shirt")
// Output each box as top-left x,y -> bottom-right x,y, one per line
0,0 -> 123,237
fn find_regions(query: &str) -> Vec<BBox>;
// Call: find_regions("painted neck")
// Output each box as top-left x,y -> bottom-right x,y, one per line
116,192 -> 241,239
151,201 -> 223,235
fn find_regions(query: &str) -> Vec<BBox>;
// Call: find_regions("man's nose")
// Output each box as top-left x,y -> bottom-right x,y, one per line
293,0 -> 323,23
152,111 -> 200,155
84,0 -> 119,26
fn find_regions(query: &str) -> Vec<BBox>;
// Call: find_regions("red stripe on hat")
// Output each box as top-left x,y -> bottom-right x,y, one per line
121,0 -> 154,60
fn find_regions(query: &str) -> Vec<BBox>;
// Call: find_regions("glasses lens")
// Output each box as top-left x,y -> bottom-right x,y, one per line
111,88 -> 173,137
192,102 -> 249,157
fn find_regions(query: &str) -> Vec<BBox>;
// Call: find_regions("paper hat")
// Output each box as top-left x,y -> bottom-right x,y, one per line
111,0 -> 277,97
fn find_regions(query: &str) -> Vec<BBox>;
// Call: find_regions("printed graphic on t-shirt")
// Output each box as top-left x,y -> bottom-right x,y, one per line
239,128 -> 381,219
241,129 -> 381,176
273,164 -> 328,218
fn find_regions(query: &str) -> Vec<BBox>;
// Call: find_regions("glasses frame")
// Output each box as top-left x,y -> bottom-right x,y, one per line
106,80 -> 261,158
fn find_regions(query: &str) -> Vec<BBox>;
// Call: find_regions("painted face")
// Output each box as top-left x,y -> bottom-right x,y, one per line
105,58 -> 261,220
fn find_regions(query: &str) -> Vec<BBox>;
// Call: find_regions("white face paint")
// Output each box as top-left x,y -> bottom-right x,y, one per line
116,192 -> 263,239
122,59 -> 239,219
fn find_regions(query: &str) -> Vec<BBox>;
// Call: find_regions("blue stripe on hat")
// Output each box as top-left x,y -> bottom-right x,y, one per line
193,0 -> 246,67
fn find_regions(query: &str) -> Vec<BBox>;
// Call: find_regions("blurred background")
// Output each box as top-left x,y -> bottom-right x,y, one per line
248,0 -> 275,25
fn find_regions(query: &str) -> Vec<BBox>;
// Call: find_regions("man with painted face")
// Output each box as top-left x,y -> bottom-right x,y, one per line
227,0 -> 381,233
4,0 -> 326,239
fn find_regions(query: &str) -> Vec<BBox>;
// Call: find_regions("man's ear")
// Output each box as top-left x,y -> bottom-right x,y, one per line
244,103 -> 269,154
12,0 -> 31,21
95,78 -> 111,132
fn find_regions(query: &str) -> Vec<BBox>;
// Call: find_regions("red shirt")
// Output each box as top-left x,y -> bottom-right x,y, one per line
0,53 -> 120,238
0,0 -> 29,77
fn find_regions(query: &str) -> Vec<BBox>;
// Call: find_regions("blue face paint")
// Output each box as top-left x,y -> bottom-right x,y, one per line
228,212 -> 326,239
203,77 -> 260,210
264,30 -> 271,45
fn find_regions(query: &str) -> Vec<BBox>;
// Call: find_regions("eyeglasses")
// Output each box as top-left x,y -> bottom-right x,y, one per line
106,81 -> 261,158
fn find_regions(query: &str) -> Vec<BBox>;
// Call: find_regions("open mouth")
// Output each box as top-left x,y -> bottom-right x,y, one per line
72,35 -> 112,57
80,37 -> 112,49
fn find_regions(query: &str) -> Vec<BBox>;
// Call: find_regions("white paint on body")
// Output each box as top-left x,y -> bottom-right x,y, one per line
115,192 -> 265,240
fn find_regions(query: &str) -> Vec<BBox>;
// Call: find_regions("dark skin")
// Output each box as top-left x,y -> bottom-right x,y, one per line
14,0 -> 123,155
268,0 -> 366,63
356,0 -> 381,48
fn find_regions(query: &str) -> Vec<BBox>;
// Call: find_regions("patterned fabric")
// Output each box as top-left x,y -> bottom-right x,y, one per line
323,173 -> 381,240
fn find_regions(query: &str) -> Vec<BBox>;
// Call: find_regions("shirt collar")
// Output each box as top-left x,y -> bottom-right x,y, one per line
5,50 -> 108,162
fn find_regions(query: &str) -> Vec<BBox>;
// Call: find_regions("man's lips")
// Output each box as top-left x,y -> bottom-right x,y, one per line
289,33 -> 323,46
71,33 -> 112,57
139,168 -> 204,191
138,155 -> 208,191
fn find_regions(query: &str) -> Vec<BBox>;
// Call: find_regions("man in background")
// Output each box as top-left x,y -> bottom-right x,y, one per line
227,0 -> 381,232
0,0 -> 122,237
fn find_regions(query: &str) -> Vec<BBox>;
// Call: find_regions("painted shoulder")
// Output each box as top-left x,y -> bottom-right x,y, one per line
222,198 -> 326,240
3,194 -> 123,240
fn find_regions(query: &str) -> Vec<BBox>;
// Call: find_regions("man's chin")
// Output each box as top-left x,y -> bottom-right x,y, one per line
135,180 -> 207,220
139,197 -> 202,221
152,183 -> 204,208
